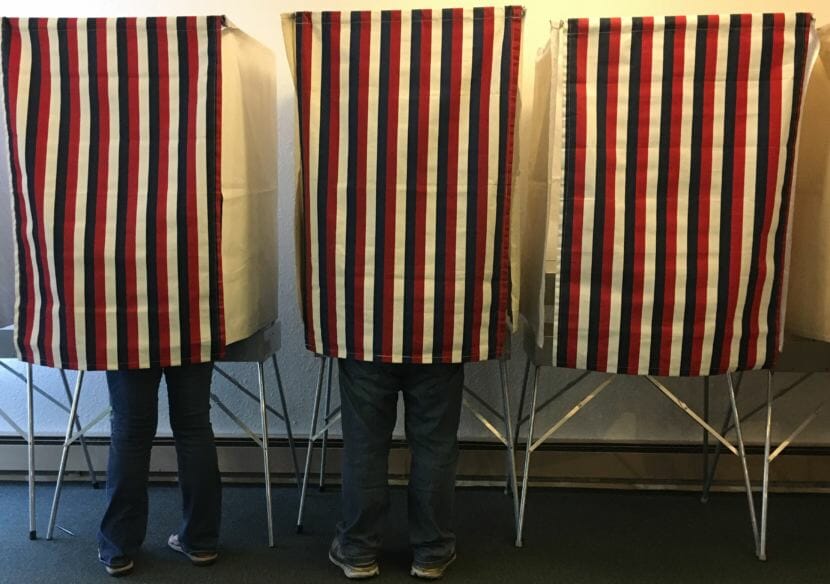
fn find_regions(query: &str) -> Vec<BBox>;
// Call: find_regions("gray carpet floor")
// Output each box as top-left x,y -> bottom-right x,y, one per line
1,482 -> 828,583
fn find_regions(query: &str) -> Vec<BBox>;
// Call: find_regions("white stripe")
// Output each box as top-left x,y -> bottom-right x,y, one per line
44,20 -> 62,366
639,18 -> 663,373
606,20 -> 630,372
731,15 -> 762,370
73,19 -> 89,367
362,12 -> 381,358
391,13 -> 411,362
195,18 -> 211,362
135,19 -> 151,367
478,11 -> 504,359
165,17 -> 182,364
421,10 -> 442,362
757,15 -> 796,364
666,16 -> 696,376
574,21 -> 598,370
700,16 -> 729,374
451,10 -> 473,361
307,14 -> 323,351
103,18 -> 119,369
335,15 -> 349,356
16,20 -> 41,363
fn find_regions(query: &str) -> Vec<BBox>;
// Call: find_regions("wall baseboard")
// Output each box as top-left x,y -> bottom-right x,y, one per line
1,436 -> 829,492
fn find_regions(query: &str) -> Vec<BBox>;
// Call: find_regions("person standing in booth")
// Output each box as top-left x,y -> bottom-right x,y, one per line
97,365 -> 222,576
328,360 -> 463,580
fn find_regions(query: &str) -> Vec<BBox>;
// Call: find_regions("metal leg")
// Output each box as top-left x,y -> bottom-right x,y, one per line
272,355 -> 301,491
297,357 -> 326,534
257,363 -> 275,548
46,371 -> 85,540
59,370 -> 98,489
319,360 -> 334,492
516,365 -> 540,548
701,376 -> 709,501
508,358 -> 531,495
702,373 -> 743,503
27,363 -> 36,540
499,360 -> 520,529
759,371 -> 773,561
726,372 -> 761,556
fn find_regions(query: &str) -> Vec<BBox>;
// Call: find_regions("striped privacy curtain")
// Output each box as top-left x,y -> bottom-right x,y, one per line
1,17 -> 224,370
285,7 -> 523,363
543,14 -> 818,376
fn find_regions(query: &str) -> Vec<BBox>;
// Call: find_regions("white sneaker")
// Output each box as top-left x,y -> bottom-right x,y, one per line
167,534 -> 219,566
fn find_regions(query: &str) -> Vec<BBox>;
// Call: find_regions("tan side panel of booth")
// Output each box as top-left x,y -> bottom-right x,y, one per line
786,25 -> 830,342
221,28 -> 279,343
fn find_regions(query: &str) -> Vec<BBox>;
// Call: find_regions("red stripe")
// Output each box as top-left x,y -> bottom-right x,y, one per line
325,13 -> 341,354
566,19 -> 589,367
125,18 -> 140,366
658,16 -> 686,374
93,19 -> 109,368
63,18 -> 80,367
471,7 -> 494,361
412,10 -> 432,362
185,18 -> 202,360
495,6 -> 523,355
381,13 -> 401,360
690,15 -> 719,374
154,18 -> 171,366
34,22 -> 54,364
5,22 -> 36,362
719,14 -> 752,371
747,14 -> 785,368
353,11 -> 370,360
596,18 -> 621,370
441,8 -> 463,361
628,17 -> 653,373
299,14 -> 315,350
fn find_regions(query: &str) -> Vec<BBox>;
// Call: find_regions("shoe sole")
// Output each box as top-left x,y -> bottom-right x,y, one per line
410,554 -> 457,580
168,539 -> 218,566
328,550 -> 380,579
104,561 -> 134,577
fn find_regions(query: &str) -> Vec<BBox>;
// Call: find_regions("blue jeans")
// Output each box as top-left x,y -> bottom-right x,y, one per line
336,359 -> 463,567
98,363 -> 221,562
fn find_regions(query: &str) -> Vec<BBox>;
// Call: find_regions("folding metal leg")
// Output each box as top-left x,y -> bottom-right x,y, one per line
297,357 -> 327,534
726,373 -> 761,557
701,373 -> 743,502
509,359 -> 531,494
272,354 -> 301,490
27,363 -> 36,540
516,365 -> 539,548
759,371 -> 773,561
498,360 -> 520,527
59,370 -> 98,489
46,371 -> 85,540
319,361 -> 334,491
256,362 -> 275,548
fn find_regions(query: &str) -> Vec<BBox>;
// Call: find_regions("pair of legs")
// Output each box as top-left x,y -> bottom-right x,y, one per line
98,362 -> 222,563
336,358 -> 464,568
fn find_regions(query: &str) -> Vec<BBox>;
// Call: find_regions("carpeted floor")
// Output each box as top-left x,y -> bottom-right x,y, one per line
0,482 -> 828,583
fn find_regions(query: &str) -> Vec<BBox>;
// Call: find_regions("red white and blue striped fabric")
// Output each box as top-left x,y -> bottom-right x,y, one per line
551,14 -> 817,376
289,7 -> 523,363
1,16 -> 224,370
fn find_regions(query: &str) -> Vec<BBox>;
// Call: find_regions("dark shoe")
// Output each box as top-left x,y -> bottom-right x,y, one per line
167,534 -> 219,566
98,552 -> 134,577
411,553 -> 457,580
328,538 -> 380,579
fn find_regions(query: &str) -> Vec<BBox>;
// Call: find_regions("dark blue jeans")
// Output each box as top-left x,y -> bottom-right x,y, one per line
98,363 -> 221,562
336,359 -> 463,567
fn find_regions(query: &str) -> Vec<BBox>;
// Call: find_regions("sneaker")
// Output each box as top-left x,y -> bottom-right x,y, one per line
328,538 -> 380,579
167,534 -> 219,566
410,553 -> 457,580
98,552 -> 134,577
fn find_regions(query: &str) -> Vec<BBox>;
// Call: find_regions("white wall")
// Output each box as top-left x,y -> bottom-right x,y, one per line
1,0 -> 829,446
